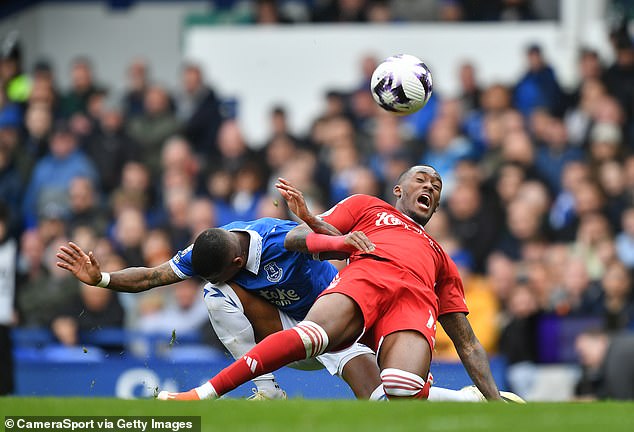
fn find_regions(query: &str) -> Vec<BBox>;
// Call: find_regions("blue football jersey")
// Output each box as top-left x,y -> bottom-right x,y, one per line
169,218 -> 338,321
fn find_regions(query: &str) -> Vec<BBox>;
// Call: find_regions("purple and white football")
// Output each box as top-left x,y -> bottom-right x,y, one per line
370,54 -> 433,116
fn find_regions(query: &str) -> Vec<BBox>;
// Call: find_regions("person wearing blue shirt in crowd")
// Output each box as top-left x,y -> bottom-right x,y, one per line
22,122 -> 98,229
56,217 -> 383,400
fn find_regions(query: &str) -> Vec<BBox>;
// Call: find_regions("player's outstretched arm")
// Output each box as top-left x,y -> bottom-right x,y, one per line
439,312 -> 503,401
275,177 -> 338,235
56,242 -> 181,293
276,178 -> 374,255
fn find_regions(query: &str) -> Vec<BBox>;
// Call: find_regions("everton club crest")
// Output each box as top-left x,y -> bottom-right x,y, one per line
264,261 -> 283,283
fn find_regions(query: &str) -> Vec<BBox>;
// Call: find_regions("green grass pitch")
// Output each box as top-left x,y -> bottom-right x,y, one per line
2,398 -> 634,432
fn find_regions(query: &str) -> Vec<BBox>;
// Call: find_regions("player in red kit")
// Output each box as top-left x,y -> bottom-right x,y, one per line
160,166 -> 507,401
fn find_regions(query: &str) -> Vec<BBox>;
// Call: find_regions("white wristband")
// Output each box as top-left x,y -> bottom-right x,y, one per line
96,272 -> 110,288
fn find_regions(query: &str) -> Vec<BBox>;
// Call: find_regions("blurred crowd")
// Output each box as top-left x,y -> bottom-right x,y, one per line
0,0 -> 633,400
205,0 -> 559,24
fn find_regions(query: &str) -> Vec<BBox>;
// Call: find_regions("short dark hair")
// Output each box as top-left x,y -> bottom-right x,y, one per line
396,165 -> 441,185
191,228 -> 233,279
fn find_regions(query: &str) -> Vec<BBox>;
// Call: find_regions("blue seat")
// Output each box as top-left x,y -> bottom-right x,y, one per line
13,346 -> 44,361
42,345 -> 105,363
79,328 -> 127,347
161,344 -> 225,363
11,328 -> 56,347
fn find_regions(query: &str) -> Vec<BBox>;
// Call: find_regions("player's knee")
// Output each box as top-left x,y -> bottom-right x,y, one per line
380,368 -> 430,400
293,321 -> 329,359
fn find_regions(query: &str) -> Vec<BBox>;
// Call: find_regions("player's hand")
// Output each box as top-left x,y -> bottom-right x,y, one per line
344,231 -> 375,253
275,177 -> 313,222
56,242 -> 103,286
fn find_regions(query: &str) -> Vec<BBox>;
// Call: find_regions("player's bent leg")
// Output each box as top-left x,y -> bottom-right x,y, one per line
317,347 -> 383,400
169,293 -> 365,400
195,320 -> 329,399
378,330 -> 433,400
303,292 -> 366,350
279,304 -> 383,400
203,282 -> 285,400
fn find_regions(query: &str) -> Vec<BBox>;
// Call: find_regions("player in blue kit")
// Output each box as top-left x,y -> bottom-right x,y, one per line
56,217 -> 383,400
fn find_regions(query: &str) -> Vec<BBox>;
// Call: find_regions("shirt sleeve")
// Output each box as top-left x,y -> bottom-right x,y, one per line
437,255 -> 469,316
318,194 -> 365,234
168,244 -> 194,279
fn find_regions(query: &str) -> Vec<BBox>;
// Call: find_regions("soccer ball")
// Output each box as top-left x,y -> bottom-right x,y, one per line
370,54 -> 433,116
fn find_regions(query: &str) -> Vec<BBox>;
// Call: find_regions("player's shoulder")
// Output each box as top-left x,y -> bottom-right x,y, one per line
334,194 -> 387,209
224,218 -> 298,233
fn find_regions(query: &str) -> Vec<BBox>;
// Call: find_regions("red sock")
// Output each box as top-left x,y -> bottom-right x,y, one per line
209,328 -> 307,397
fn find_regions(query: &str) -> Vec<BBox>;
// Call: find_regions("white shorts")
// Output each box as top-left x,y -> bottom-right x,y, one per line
278,311 -> 375,376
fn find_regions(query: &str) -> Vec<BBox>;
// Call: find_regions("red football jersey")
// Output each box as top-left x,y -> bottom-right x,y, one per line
319,194 -> 468,316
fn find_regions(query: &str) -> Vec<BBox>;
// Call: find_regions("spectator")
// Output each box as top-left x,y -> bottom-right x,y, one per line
122,58 -> 149,117
21,122 -> 98,229
496,198 -> 544,261
265,106 -> 298,146
548,254 -> 600,317
84,99 -> 137,194
160,187 -> 194,250
549,160 -> 591,241
419,116 -> 471,194
263,133 -> 298,185
367,0 -> 392,22
446,181 -> 501,272
111,207 -> 147,267
457,61 -> 482,115
187,198 -> 216,239
67,176 -> 108,236
569,212 -> 612,280
366,112 -> 409,184
327,140 -> 363,204
575,329 -> 634,400
60,57 -> 101,118
312,0 -> 369,22
565,78 -> 607,148
597,259 -> 634,331
51,281 -> 125,347
603,30 -> 634,144
231,163 -> 266,221
596,161 -> 629,231
493,162 -> 528,209
215,119 -> 257,174
514,44 -> 564,117
28,63 -> 59,118
126,85 -> 181,179
0,132 -> 22,235
175,63 -> 223,160
17,235 -> 80,328
499,281 -> 541,399
110,161 -> 154,217
0,203 -> 16,395
0,31 -> 30,104
159,136 -> 200,188
566,48 -> 605,113
252,0 -> 293,24
136,278 -> 209,338
555,179 -> 607,244
21,103 -> 53,181
534,116 -> 583,195
616,207 -> 634,268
